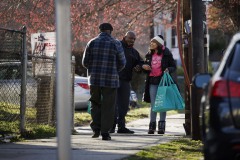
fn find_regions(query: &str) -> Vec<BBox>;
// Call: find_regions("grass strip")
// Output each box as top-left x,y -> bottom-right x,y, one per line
122,138 -> 203,160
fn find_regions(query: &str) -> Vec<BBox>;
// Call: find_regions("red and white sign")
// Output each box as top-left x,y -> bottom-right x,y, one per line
31,32 -> 56,57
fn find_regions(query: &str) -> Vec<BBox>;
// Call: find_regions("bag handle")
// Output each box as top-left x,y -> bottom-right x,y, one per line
159,73 -> 172,86
159,74 -> 168,86
165,72 -> 175,85
159,72 -> 176,87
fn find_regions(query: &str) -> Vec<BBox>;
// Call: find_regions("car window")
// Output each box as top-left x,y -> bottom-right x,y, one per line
229,42 -> 240,71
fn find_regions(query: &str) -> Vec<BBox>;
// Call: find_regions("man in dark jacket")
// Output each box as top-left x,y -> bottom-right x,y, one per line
110,31 -> 143,134
82,23 -> 126,140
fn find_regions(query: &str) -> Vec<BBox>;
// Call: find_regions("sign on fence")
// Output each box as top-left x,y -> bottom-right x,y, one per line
31,32 -> 56,57
31,32 -> 56,76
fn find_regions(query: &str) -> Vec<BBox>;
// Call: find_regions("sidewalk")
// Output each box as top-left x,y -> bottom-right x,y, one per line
0,114 -> 186,160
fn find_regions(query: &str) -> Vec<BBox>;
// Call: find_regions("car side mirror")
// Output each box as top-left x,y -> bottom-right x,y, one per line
192,73 -> 211,89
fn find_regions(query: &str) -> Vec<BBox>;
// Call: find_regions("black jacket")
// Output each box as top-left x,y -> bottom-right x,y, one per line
143,47 -> 176,103
118,41 -> 143,81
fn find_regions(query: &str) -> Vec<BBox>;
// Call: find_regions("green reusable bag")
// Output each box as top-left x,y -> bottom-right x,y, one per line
165,73 -> 185,110
87,101 -> 91,114
153,72 -> 185,112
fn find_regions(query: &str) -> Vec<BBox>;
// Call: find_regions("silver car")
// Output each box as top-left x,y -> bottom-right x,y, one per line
0,62 -> 90,109
74,77 -> 139,110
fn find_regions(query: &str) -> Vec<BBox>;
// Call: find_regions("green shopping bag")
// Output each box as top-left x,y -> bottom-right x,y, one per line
153,72 -> 185,112
165,73 -> 185,110
87,101 -> 91,114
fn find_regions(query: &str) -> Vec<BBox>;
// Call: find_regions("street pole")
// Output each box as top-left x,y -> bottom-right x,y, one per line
55,0 -> 72,159
20,26 -> 27,134
190,0 -> 205,140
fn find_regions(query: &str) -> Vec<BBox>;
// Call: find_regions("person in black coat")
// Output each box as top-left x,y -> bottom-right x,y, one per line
142,35 -> 176,134
110,31 -> 143,134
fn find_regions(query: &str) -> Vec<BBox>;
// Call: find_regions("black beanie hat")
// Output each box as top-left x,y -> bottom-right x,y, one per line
99,23 -> 113,31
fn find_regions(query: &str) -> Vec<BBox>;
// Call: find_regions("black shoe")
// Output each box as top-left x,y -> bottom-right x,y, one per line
101,133 -> 111,140
117,127 -> 134,134
148,122 -> 156,134
148,130 -> 155,134
158,130 -> 165,134
158,121 -> 166,134
92,130 -> 100,138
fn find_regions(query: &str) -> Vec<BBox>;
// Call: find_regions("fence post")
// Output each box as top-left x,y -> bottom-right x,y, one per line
20,26 -> 27,134
36,75 -> 52,124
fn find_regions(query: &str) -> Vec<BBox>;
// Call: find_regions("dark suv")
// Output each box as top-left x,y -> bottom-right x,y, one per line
193,32 -> 240,160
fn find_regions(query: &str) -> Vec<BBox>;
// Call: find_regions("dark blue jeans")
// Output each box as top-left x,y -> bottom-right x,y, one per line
149,84 -> 166,122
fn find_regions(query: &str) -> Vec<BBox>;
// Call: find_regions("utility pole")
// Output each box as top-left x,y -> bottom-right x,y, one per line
190,0 -> 205,140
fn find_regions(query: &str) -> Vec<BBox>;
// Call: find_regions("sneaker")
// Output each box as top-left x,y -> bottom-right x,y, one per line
101,133 -> 111,140
92,130 -> 100,138
117,127 -> 134,134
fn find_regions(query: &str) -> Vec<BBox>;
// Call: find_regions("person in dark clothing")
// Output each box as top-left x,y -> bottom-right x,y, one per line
110,31 -> 143,134
82,23 -> 126,140
142,35 -> 176,134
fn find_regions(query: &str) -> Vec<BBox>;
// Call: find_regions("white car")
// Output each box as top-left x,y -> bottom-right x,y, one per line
0,63 -> 90,110
74,75 -> 90,109
74,76 -> 139,110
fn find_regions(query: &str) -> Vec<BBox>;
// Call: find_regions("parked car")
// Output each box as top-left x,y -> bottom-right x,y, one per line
193,32 -> 240,160
0,63 -> 90,110
129,90 -> 138,108
0,61 -> 37,107
74,75 -> 90,109
74,76 -> 139,110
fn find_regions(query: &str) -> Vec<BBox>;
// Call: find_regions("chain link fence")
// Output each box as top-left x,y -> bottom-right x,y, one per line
0,27 -> 23,132
0,27 -> 75,138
